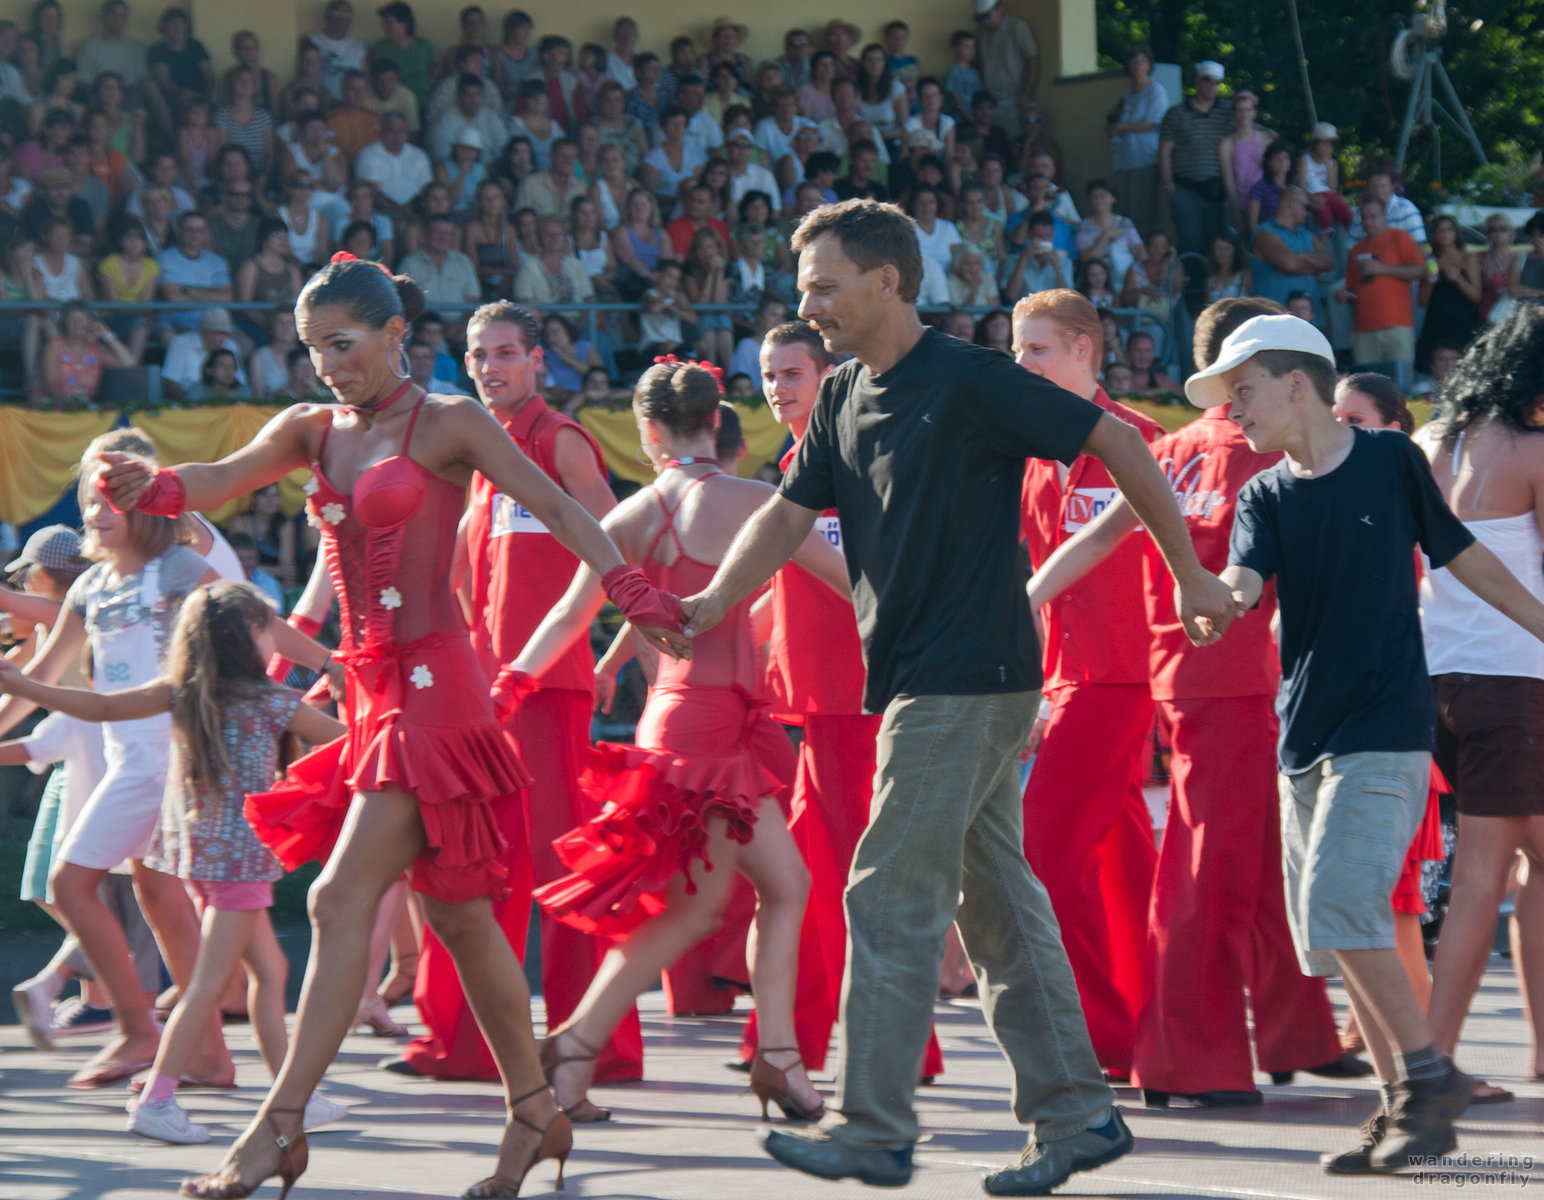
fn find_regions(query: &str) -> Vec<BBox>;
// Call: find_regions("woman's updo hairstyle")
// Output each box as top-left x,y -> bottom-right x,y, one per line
633,360 -> 721,438
296,256 -> 426,328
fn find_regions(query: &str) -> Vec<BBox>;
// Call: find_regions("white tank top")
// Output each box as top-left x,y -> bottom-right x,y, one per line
1422,510 -> 1544,679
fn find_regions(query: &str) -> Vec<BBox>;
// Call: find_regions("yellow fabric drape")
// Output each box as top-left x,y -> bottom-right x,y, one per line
578,402 -> 791,484
136,406 -> 313,526
0,408 -> 119,525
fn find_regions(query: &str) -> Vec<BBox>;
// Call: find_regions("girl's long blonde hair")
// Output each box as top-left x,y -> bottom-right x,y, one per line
165,580 -> 277,810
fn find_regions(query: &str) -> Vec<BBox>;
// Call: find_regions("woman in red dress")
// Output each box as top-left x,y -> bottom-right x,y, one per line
509,360 -> 849,1123
95,256 -> 684,1200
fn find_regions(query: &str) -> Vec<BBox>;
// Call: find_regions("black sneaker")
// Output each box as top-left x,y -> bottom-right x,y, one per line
1370,1069 -> 1477,1171
761,1128 -> 914,1188
1319,1109 -> 1388,1174
982,1108 -> 1134,1196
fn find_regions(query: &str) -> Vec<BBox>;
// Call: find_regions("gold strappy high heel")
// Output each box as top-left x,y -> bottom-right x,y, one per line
749,1046 -> 827,1122
461,1083 -> 574,1198
538,1026 -> 612,1123
179,1107 -> 308,1200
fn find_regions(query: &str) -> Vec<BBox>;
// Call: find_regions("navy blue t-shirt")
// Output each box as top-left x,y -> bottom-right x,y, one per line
779,327 -> 1103,711
1229,427 -> 1475,771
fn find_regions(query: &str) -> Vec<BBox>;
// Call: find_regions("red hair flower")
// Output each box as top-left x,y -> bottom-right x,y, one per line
330,250 -> 393,278
651,354 -> 725,394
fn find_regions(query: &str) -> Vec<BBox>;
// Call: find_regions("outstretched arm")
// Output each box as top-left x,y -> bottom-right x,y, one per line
0,606 -> 89,739
0,660 -> 172,722
1219,563 -> 1265,612
681,493 -> 820,638
1444,541 -> 1544,643
512,567 -> 607,682
1025,496 -> 1141,609
1081,414 -> 1234,644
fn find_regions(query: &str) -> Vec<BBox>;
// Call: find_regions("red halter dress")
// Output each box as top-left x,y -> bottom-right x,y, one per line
245,394 -> 531,903
534,474 -> 794,935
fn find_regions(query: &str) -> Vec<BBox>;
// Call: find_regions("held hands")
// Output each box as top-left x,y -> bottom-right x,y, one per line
594,667 -> 617,715
678,591 -> 726,641
323,658 -> 346,703
601,566 -> 692,659
0,658 -> 28,694
490,664 -> 538,722
1176,570 -> 1244,646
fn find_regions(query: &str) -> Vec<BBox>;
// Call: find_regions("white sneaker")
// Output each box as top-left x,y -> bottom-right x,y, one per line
303,1091 -> 349,1131
11,974 -> 62,1051
127,1096 -> 211,1144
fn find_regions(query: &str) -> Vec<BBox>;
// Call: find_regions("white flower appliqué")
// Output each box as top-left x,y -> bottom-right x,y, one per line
379,586 -> 403,610
320,502 -> 346,526
303,476 -> 319,496
410,664 -> 434,689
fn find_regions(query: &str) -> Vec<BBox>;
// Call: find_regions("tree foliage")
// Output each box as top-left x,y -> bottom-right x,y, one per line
1097,0 -> 1541,194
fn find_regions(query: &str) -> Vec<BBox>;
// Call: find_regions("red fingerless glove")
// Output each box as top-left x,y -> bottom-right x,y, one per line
601,565 -> 685,632
95,465 -> 187,518
267,614 -> 326,683
489,665 -> 538,723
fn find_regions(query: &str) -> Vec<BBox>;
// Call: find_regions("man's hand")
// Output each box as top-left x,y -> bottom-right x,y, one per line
680,592 -> 727,640
94,451 -> 156,511
634,622 -> 692,660
1176,570 -> 1242,646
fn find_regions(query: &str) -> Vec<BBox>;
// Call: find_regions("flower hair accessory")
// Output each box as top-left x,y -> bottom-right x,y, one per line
330,250 -> 394,279
651,354 -> 725,394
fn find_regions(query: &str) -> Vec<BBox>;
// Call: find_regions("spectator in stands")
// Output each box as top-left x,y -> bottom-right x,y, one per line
790,146 -> 839,209
161,305 -> 245,397
1121,228 -> 1183,325
123,151 -> 190,220
281,111 -> 346,198
14,110 -> 72,187
310,0 -> 365,100
21,164 -> 91,254
327,70 -> 379,162
273,341 -> 321,400
424,44 -> 488,125
909,184 -> 960,272
406,336 -> 468,394
537,34 -> 587,130
460,179 -> 519,298
77,2 -> 150,93
488,134 -> 535,208
948,242 -> 999,308
31,58 -> 84,135
226,532 -> 284,609
701,17 -> 750,88
371,1 -> 434,115
1417,213 -> 1479,370
607,17 -> 640,90
1023,147 -> 1079,224
660,34 -> 698,97
967,89 -> 1013,164
977,307 -> 1013,355
1506,210 -> 1544,307
975,0 -> 1038,137
726,221 -> 769,307
1107,44 -> 1165,240
427,73 -> 505,166
1298,122 -> 1353,232
642,106 -> 705,210
1250,185 -> 1332,319
495,10 -> 537,108
353,110 -> 432,219
855,43 -> 907,142
1075,178 -> 1142,291
904,77 -> 956,162
1246,139 -> 1292,237
683,225 -> 732,365
663,179 -> 727,261
725,128 -> 779,214
520,137 -> 587,217
282,47 -> 327,127
172,94 -> 219,192
147,7 -> 212,117
182,345 -> 251,402
31,214 -> 90,308
363,56 -> 419,132
569,193 -> 616,297
589,141 -> 638,231
796,52 -> 836,123
247,306 -> 299,399
1337,196 -> 1425,370
205,177 -> 259,274
574,43 -> 610,118
836,140 -> 888,202
593,81 -> 647,174
1348,165 -> 1427,244
1283,289 -> 1317,325
95,216 -> 156,358
512,204 -> 539,256
91,72 -> 145,164
624,51 -> 666,145
1004,210 -> 1069,301
337,218 -> 379,260
1219,89 -> 1273,232
1413,341 -> 1461,397
223,31 -> 279,114
235,216 -> 302,312
1077,257 -> 1117,308
883,20 -> 919,96
675,74 -> 723,161
61,135 -> 108,232
1124,330 -> 1178,393
1207,232 -> 1251,302
514,213 -> 594,315
130,182 -> 174,254
398,213 -> 480,318
638,257 -> 691,358
1474,212 -> 1520,323
30,299 -> 133,408
1159,59 -> 1232,283
755,85 -> 816,192
955,182 -> 1006,282
329,178 -> 392,261
539,311 -> 602,406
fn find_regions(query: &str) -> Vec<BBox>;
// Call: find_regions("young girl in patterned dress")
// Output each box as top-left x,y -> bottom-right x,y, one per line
0,581 -> 345,1145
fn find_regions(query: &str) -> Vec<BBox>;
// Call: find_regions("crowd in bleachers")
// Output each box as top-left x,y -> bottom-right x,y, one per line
0,0 -> 1524,409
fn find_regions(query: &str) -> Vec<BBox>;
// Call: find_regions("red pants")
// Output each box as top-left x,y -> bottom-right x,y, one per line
1132,696 -> 1341,1093
739,715 -> 944,1076
403,689 -> 644,1081
1022,682 -> 1156,1074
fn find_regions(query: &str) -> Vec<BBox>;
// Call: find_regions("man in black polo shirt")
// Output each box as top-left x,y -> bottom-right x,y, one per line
680,199 -> 1238,1194
1159,60 -> 1234,294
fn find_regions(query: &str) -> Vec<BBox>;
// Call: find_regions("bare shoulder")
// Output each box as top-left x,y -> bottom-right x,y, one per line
602,484 -> 667,559
1413,418 -> 1447,456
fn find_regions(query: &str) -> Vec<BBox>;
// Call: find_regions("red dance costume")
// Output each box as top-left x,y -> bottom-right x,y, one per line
737,447 -> 944,1076
535,475 -> 795,941
1020,388 -> 1162,1075
400,398 -> 645,1082
247,394 -> 531,904
1130,408 -> 1342,1094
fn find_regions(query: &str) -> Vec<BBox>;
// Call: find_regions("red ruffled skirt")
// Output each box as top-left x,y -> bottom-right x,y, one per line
534,684 -> 794,936
1392,765 -> 1449,916
245,633 -> 530,904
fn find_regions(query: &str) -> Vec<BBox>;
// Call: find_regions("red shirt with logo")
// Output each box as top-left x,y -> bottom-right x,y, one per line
766,444 -> 866,719
465,398 -> 608,695
1143,407 -> 1281,700
1022,389 -> 1163,689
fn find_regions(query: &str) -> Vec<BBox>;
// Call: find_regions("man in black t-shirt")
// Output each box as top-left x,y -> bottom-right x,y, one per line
1200,314 -> 1544,1173
680,199 -> 1237,1195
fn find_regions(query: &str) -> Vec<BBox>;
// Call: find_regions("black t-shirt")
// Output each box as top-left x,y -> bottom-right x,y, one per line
21,195 -> 94,239
149,39 -> 211,94
834,177 -> 890,203
780,326 -> 1102,711
1229,427 -> 1475,772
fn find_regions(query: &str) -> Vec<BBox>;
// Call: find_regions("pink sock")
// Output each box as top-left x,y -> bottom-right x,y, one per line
143,1072 -> 179,1105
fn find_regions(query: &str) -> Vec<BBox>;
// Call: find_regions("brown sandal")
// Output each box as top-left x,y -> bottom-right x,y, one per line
460,1084 -> 573,1197
748,1046 -> 826,1122
538,1027 -> 612,1123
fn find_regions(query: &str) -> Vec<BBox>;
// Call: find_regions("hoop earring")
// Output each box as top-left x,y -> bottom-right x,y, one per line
389,343 -> 410,381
